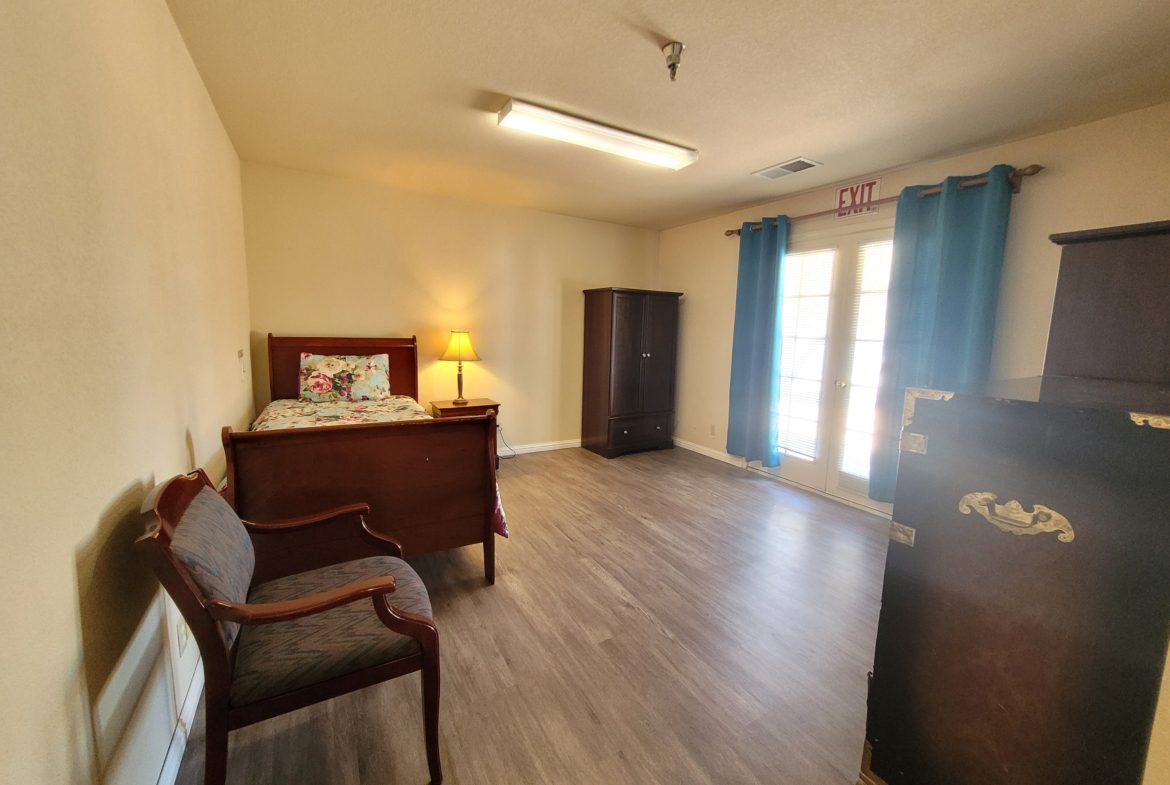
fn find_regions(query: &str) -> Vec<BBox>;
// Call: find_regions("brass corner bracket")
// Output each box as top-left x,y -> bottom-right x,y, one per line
902,387 -> 954,428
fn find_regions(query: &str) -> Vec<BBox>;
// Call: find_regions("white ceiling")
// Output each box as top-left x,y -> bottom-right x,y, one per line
167,0 -> 1170,229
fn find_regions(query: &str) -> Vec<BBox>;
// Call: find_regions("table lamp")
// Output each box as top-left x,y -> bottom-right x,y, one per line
439,330 -> 481,404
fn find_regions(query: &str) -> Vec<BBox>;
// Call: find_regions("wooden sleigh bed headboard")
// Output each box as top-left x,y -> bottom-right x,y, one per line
267,334 -> 420,402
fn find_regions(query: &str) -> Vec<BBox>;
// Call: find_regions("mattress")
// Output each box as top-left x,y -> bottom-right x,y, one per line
251,396 -> 432,432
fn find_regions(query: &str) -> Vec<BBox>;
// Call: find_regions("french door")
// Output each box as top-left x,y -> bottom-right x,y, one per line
763,220 -> 894,513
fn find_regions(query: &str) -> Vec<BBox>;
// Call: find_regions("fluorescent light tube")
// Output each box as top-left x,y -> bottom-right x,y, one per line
497,99 -> 698,170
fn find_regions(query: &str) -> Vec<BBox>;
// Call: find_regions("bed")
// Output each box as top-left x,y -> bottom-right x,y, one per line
222,334 -> 505,584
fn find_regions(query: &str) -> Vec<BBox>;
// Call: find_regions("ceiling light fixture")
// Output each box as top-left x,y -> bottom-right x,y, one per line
662,41 -> 685,81
497,99 -> 698,170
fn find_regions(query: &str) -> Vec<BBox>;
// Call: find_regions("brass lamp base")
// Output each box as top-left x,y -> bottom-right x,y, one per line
453,362 -> 468,403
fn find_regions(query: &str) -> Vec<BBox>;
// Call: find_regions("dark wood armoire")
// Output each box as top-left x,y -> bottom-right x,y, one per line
581,288 -> 682,458
860,220 -> 1170,785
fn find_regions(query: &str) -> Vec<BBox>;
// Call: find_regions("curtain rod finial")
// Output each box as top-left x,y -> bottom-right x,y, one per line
1009,164 -> 1044,193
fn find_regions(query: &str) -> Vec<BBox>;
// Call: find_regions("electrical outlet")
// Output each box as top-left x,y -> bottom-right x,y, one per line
709,423 -> 716,436
176,619 -> 191,657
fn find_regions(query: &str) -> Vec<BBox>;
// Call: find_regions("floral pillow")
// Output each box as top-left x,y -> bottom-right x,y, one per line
298,353 -> 392,402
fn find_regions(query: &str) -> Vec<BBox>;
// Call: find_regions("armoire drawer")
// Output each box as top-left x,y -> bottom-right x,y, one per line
608,414 -> 672,449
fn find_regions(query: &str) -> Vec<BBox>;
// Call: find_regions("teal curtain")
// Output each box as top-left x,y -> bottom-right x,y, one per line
727,216 -> 788,467
869,165 -> 1014,501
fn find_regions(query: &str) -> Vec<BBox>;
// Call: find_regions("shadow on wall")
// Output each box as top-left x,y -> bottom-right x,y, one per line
250,330 -> 270,410
75,478 -> 157,708
560,279 -> 584,435
74,476 -> 159,770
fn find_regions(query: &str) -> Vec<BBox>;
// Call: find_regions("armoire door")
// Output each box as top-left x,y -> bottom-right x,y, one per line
610,292 -> 645,416
640,295 -> 678,413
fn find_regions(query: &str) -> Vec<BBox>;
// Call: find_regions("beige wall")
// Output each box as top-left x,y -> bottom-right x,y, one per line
655,100 -> 1170,784
241,162 -> 659,446
0,1 -> 252,784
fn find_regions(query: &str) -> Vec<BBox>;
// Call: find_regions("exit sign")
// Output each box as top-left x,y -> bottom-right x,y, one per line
835,178 -> 881,218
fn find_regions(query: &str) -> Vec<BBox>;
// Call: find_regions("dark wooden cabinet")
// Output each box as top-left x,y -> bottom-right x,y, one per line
1045,220 -> 1170,384
860,220 -> 1170,785
582,288 -> 682,458
861,383 -> 1170,785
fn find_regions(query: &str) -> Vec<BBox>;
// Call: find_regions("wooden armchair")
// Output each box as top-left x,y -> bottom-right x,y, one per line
136,469 -> 441,785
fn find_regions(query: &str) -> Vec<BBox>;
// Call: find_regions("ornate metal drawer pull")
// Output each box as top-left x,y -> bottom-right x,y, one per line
958,492 -> 1075,543
1131,412 -> 1170,430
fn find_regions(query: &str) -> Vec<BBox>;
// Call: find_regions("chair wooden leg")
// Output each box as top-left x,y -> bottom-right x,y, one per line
483,534 -> 495,585
375,597 -> 443,784
422,650 -> 442,785
204,708 -> 229,785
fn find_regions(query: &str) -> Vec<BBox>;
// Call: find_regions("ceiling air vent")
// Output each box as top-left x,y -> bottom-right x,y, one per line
752,157 -> 822,180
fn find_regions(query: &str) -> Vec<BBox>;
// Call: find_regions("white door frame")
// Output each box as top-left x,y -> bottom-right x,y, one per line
764,211 -> 894,515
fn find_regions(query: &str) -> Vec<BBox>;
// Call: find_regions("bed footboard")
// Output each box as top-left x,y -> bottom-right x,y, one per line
222,414 -> 498,583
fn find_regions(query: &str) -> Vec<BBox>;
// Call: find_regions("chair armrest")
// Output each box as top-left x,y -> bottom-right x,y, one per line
206,575 -> 397,625
243,504 -> 405,583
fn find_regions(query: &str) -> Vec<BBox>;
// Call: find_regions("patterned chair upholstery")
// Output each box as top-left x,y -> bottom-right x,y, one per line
231,556 -> 432,705
170,487 -> 255,648
137,469 -> 443,785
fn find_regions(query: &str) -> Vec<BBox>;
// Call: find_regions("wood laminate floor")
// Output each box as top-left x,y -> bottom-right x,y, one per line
176,447 -> 889,785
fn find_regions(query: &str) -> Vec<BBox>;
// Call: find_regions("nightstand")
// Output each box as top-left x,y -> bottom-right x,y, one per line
430,399 -> 501,468
429,398 -> 500,419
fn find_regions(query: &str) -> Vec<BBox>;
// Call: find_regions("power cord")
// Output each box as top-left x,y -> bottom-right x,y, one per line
497,424 -> 519,461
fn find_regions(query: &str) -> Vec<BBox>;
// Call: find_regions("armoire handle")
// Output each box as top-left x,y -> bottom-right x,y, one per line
958,492 -> 1075,543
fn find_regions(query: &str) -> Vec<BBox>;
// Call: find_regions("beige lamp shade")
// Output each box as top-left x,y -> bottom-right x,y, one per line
439,330 -> 481,362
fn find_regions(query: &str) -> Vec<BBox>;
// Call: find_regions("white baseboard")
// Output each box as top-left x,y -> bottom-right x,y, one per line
501,438 -> 580,456
743,465 -> 892,518
156,663 -> 204,785
672,438 -> 746,468
673,438 -> 888,517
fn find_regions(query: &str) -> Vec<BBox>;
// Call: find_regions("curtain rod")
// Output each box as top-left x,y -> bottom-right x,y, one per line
723,164 -> 1044,237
